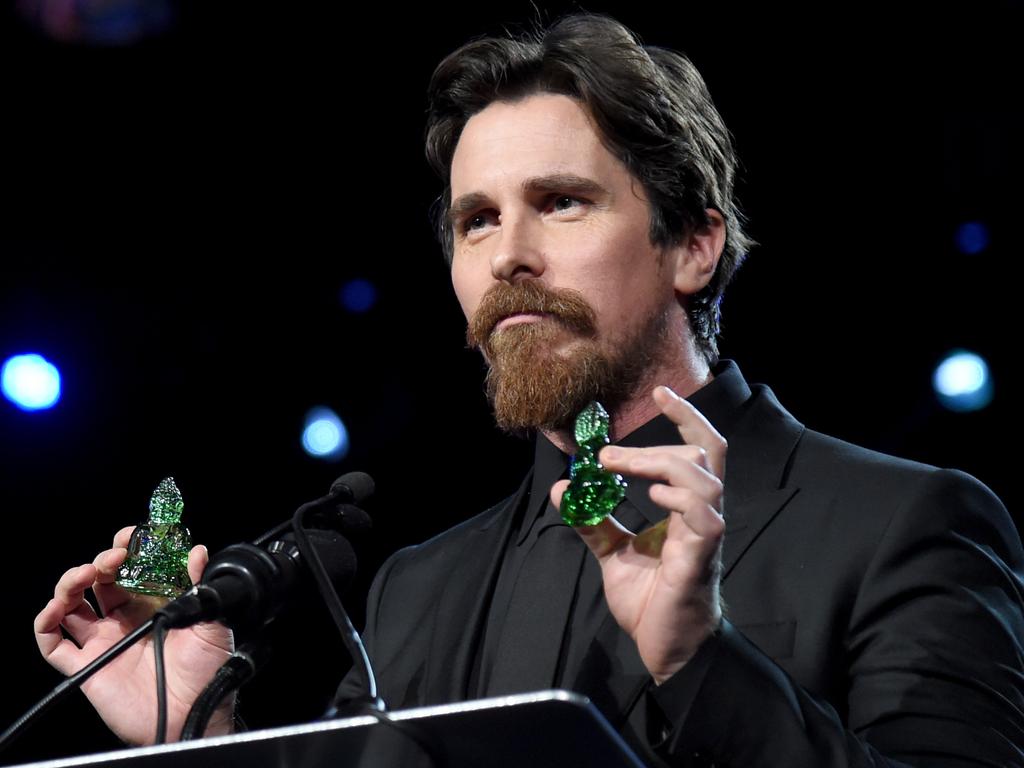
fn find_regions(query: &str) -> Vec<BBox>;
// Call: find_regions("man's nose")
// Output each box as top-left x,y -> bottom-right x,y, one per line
490,214 -> 544,283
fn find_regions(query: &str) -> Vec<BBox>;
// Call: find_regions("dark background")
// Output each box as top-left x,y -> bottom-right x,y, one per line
1,2 -> 1021,763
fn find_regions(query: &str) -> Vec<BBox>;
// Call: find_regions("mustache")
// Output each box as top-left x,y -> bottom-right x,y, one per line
466,280 -> 597,352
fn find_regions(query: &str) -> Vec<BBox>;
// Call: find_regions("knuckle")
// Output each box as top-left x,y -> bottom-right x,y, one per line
674,487 -> 698,509
709,476 -> 724,501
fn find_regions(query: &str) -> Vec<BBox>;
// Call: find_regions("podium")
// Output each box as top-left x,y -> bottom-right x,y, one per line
8,691 -> 647,768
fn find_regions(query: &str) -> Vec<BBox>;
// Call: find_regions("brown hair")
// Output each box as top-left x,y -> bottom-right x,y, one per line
425,13 -> 753,364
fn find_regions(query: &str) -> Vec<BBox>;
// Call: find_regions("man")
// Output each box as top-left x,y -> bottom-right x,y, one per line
36,14 -> 1024,766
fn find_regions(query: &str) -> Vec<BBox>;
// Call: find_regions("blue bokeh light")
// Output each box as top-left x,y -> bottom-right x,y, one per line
2,354 -> 62,411
301,406 -> 350,460
341,279 -> 378,314
933,350 -> 993,412
955,222 -> 989,255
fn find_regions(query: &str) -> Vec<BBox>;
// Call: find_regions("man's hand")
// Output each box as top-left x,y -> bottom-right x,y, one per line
551,385 -> 726,684
34,527 -> 235,744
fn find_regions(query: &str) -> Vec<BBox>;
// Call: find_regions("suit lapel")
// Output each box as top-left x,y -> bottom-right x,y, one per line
719,383 -> 805,579
422,471 -> 531,704
721,487 -> 800,578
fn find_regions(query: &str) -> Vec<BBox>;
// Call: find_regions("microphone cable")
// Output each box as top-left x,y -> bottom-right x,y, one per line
152,614 -> 170,744
0,619 -> 155,753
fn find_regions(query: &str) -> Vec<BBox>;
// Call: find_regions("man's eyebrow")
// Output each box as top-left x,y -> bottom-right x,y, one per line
448,174 -> 609,224
449,192 -> 491,224
522,173 -> 608,198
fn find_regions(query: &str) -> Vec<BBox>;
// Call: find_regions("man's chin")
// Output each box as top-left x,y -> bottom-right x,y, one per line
486,359 -> 604,435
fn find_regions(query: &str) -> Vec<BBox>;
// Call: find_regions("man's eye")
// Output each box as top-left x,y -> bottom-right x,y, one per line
552,195 -> 583,211
463,212 -> 493,233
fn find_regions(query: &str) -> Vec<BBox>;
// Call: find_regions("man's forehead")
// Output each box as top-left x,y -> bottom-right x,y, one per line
449,94 -> 618,196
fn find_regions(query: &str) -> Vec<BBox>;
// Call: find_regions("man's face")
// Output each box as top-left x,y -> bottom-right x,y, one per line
449,92 -> 681,433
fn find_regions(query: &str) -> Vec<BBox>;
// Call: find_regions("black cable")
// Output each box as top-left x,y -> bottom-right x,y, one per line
181,645 -> 261,741
290,504 -> 382,712
0,619 -> 155,754
152,616 -> 169,745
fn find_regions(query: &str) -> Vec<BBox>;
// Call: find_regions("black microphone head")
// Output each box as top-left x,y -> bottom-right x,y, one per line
334,503 -> 372,533
330,472 -> 374,504
282,528 -> 359,596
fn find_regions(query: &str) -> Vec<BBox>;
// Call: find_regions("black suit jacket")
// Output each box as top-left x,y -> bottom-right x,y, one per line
341,366 -> 1024,766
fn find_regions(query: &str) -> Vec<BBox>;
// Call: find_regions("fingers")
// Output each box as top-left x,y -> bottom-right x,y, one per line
93,548 -> 127,584
34,597 -> 67,657
595,386 -> 727,544
52,564 -> 100,627
36,564 -> 99,672
188,544 -> 209,585
551,479 -> 635,559
651,386 -> 727,481
92,547 -> 131,618
113,526 -> 135,549
549,479 -> 570,510
574,515 -> 635,559
598,443 -> 723,545
599,444 -> 723,505
650,485 -> 725,540
34,598 -> 82,673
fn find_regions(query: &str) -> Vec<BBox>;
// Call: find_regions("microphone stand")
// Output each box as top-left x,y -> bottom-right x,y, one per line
290,497 -> 383,714
179,484 -> 382,737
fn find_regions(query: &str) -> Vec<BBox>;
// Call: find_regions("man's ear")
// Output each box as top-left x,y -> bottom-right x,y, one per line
669,208 -> 726,295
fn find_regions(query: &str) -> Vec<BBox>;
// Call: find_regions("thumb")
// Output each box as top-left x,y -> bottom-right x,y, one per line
188,544 -> 209,586
550,479 -> 632,559
574,515 -> 634,559
550,479 -> 571,510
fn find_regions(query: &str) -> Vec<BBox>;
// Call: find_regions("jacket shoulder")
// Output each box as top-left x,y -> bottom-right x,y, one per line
788,428 -> 1014,541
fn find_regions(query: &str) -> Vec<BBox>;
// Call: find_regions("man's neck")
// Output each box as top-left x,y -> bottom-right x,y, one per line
540,355 -> 713,454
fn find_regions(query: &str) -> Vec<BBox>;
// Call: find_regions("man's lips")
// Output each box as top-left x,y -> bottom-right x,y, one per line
493,312 -> 551,332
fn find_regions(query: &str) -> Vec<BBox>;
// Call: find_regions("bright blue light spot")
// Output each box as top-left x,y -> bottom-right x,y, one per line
341,279 -> 377,314
301,406 -> 349,460
933,351 -> 993,412
955,222 -> 989,255
2,354 -> 62,411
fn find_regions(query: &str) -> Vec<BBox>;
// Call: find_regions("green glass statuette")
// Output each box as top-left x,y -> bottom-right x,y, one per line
116,477 -> 192,598
560,401 -> 627,527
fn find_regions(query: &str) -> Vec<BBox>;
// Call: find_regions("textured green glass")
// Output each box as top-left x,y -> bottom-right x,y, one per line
116,477 -> 192,598
560,401 -> 627,527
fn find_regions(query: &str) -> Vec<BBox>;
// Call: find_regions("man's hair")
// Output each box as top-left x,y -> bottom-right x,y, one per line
425,13 -> 754,365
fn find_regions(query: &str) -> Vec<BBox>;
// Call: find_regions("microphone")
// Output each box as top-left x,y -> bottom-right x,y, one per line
157,528 -> 357,632
318,472 -> 374,533
251,471 -> 374,547
331,471 -> 374,505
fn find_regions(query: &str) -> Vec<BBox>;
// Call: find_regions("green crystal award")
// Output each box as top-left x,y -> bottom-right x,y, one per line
116,477 -> 193,598
560,401 -> 627,527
